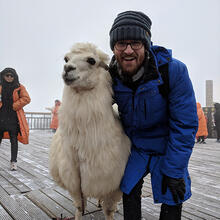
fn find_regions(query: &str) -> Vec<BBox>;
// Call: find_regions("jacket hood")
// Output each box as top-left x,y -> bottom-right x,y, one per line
150,45 -> 172,66
0,67 -> 20,87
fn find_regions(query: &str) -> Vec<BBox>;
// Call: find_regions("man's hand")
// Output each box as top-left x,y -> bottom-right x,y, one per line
162,175 -> 186,204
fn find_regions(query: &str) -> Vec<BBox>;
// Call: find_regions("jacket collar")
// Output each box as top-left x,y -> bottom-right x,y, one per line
150,45 -> 172,67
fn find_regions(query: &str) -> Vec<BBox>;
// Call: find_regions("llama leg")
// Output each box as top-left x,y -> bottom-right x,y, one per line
97,199 -> 102,208
102,190 -> 122,220
60,158 -> 84,219
69,190 -> 87,220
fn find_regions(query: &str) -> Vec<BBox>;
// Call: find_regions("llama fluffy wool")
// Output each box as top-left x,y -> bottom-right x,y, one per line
49,43 -> 131,220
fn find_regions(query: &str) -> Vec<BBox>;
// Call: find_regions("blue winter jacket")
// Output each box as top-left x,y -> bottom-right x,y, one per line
112,45 -> 198,203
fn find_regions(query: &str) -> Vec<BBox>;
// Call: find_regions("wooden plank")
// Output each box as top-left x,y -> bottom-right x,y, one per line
54,186 -> 103,213
141,196 -> 217,220
0,156 -> 44,190
0,194 -> 32,220
0,205 -> 13,220
181,211 -> 202,220
191,185 -> 220,203
13,194 -> 51,220
17,160 -> 55,187
41,188 -> 76,214
189,192 -> 220,214
0,171 -> 31,193
7,168 -> 42,191
26,190 -> 72,219
86,199 -> 104,213
83,210 -> 123,220
17,144 -> 50,167
0,185 -> 8,197
0,156 -> 9,170
184,202 -> 218,220
0,151 -> 50,179
0,174 -> 20,195
141,197 -> 160,219
1,131 -> 220,219
54,187 -> 122,217
0,152 -> 55,189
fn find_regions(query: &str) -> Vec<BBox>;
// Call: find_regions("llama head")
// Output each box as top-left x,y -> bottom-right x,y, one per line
62,43 -> 109,91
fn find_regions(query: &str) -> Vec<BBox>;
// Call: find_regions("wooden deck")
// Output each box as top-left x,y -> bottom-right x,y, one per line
0,130 -> 219,220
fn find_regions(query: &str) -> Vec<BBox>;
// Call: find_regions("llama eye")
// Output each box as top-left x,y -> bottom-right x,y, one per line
64,57 -> 69,63
87,57 -> 96,65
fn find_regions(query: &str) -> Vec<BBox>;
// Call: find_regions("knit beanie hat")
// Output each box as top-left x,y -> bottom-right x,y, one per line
109,11 -> 152,50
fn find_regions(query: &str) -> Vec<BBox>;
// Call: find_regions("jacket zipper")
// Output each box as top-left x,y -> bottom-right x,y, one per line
144,99 -> 147,120
132,90 -> 135,110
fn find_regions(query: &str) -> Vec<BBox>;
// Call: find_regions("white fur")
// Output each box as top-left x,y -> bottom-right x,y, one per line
49,43 -> 131,220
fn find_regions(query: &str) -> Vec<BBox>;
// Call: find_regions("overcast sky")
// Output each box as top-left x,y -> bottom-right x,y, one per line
0,0 -> 220,112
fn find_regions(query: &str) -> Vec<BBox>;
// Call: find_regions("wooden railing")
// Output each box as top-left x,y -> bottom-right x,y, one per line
25,112 -> 51,130
25,109 -> 217,137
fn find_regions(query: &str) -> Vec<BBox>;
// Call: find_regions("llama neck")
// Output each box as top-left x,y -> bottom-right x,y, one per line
60,83 -> 117,154
61,83 -> 113,123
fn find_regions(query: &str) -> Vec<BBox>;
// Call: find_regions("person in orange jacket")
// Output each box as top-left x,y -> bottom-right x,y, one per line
196,102 -> 208,144
0,68 -> 31,170
46,100 -> 61,132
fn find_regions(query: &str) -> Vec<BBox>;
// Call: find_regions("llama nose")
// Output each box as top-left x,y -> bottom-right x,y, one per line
64,65 -> 76,73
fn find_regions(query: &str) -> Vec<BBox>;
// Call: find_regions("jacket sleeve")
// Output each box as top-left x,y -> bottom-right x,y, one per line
13,85 -> 31,111
160,59 -> 198,178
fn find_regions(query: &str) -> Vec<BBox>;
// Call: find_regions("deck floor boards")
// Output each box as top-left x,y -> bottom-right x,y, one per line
0,130 -> 219,219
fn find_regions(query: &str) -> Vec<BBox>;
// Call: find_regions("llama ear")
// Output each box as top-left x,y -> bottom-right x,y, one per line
99,61 -> 109,71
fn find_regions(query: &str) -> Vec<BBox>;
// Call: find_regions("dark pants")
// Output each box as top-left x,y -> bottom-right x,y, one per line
216,126 -> 220,140
123,175 -> 182,220
0,129 -> 18,162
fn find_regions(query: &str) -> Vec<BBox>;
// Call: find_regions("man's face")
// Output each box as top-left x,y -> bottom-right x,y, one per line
113,40 -> 145,76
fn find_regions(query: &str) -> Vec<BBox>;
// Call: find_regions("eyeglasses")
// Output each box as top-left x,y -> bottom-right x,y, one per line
115,41 -> 144,51
5,74 -> 14,78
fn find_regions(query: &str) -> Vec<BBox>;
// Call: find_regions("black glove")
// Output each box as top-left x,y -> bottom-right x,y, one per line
162,175 -> 186,204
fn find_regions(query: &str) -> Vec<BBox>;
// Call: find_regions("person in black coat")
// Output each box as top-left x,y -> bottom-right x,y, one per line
214,103 -> 220,142
0,68 -> 31,170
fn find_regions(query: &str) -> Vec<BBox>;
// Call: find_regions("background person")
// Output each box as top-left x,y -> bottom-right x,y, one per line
109,11 -> 198,220
214,103 -> 220,142
46,99 -> 61,132
0,67 -> 30,171
196,102 -> 208,144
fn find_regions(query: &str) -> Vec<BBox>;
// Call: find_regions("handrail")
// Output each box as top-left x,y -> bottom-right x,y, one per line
25,112 -> 52,130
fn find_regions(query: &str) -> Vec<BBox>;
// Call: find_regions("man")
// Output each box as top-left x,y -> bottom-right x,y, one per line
109,11 -> 198,220
0,68 -> 30,170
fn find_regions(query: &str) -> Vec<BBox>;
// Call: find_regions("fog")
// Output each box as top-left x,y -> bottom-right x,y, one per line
1,0 -> 219,112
